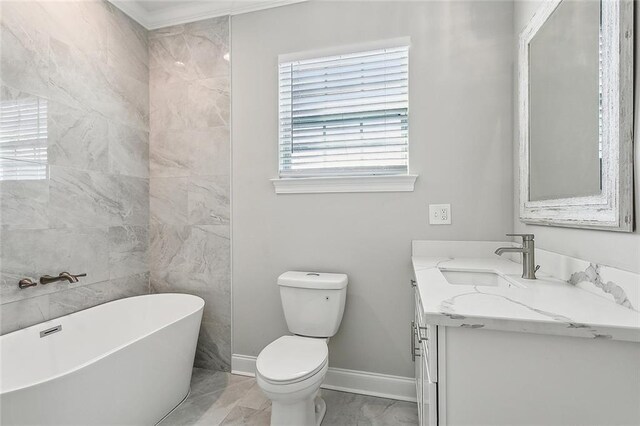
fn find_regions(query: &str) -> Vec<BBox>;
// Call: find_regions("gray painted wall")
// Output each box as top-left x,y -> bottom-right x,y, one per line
513,1 -> 640,274
232,1 -> 514,377
148,17 -> 232,371
0,0 -> 150,334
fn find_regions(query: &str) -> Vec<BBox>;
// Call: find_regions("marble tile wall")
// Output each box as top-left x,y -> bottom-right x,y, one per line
0,0 -> 150,334
148,17 -> 231,371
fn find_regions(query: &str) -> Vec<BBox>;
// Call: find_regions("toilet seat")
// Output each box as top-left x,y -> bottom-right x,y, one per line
256,336 -> 328,385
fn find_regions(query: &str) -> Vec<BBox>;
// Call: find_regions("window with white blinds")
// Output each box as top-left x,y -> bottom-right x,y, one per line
279,44 -> 409,178
0,96 -> 48,181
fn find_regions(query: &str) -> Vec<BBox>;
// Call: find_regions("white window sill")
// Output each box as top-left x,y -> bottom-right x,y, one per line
271,174 -> 418,194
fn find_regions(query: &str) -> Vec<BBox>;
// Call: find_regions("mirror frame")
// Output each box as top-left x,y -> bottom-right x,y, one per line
518,0 -> 634,232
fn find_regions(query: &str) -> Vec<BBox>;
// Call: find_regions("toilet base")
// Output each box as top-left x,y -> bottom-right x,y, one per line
270,393 -> 326,426
314,394 -> 326,426
271,395 -> 327,426
256,357 -> 329,426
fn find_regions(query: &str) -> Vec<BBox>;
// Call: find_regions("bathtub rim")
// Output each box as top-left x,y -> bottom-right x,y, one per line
0,293 -> 204,395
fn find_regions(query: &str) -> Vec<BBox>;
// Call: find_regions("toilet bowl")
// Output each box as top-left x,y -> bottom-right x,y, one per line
256,271 -> 348,426
257,336 -> 329,426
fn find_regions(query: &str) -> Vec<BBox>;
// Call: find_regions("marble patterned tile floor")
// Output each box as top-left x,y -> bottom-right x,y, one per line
160,368 -> 419,426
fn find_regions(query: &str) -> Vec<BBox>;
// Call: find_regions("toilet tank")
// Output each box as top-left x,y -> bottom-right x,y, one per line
278,271 -> 348,338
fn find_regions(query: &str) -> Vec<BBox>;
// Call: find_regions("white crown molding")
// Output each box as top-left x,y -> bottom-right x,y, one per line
109,0 -> 306,30
231,354 -> 418,403
110,0 -> 152,29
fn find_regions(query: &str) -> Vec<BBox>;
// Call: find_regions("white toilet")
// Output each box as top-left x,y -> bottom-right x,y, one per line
256,271 -> 348,426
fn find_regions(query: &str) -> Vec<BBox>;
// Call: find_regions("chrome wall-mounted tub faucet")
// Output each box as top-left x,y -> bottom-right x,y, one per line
40,272 -> 87,285
495,234 -> 540,279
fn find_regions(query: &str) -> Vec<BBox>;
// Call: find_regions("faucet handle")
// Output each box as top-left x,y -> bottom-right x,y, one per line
18,278 -> 37,289
506,233 -> 535,241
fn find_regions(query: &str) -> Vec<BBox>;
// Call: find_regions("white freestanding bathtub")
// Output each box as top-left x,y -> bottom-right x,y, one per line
0,293 -> 204,425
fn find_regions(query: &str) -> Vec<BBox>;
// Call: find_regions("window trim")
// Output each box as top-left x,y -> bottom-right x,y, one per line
271,174 -> 418,194
274,37 -> 417,193
278,37 -> 411,64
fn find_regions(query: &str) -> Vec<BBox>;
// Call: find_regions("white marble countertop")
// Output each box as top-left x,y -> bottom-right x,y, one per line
412,256 -> 640,342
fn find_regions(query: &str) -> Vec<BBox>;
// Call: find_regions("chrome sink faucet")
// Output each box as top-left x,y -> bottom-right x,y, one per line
495,234 -> 539,279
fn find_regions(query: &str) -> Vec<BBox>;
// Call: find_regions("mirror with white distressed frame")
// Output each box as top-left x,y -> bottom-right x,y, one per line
518,0 -> 634,231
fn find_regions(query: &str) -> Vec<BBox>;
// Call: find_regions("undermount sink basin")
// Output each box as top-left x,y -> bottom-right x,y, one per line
440,270 -> 524,289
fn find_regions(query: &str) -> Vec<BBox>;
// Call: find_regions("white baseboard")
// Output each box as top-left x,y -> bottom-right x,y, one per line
231,354 -> 417,403
231,354 -> 259,377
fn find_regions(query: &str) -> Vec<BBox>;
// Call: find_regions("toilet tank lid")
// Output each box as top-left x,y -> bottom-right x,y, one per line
278,271 -> 348,290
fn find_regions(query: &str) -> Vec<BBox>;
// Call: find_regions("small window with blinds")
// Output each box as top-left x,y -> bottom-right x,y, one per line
0,96 -> 48,181
279,43 -> 409,179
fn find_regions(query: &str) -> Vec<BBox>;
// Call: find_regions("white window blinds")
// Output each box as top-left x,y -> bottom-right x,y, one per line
0,96 -> 48,181
279,45 -> 409,178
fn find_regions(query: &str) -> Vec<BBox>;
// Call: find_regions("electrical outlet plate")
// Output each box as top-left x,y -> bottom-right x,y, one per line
429,204 -> 451,225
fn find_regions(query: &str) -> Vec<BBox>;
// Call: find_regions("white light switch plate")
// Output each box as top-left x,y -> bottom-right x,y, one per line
429,204 -> 451,225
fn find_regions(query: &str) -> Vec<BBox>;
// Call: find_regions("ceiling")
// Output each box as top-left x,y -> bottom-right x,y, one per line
110,0 -> 306,29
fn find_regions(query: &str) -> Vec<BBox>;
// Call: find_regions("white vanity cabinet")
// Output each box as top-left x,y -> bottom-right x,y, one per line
412,284 -> 640,426
411,241 -> 640,425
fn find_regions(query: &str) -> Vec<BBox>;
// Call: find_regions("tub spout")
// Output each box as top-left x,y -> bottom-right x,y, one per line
40,272 -> 87,285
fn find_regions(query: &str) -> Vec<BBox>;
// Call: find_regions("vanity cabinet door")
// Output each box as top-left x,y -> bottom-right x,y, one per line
413,321 -> 423,424
416,342 -> 424,425
427,380 -> 438,425
421,328 -> 439,426
422,353 -> 438,425
421,352 -> 429,425
415,297 -> 437,382
415,288 -> 438,426
413,287 -> 425,426
425,325 -> 438,382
